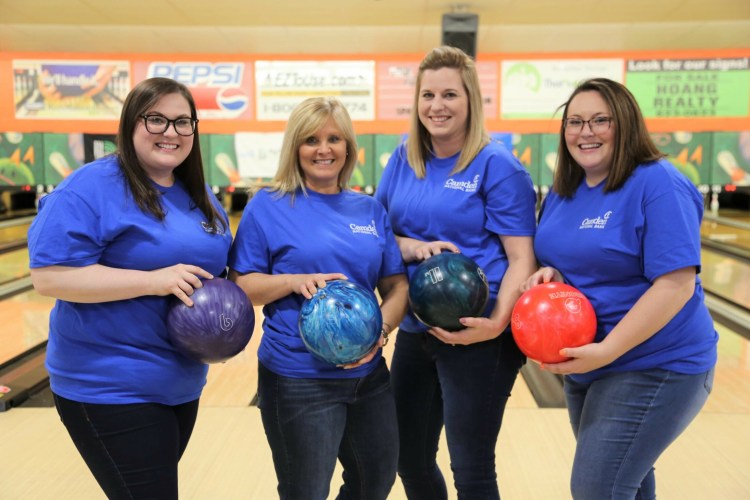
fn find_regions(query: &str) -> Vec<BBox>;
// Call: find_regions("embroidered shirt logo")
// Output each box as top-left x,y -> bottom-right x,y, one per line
444,175 -> 480,193
201,221 -> 226,235
579,211 -> 612,230
350,220 -> 379,237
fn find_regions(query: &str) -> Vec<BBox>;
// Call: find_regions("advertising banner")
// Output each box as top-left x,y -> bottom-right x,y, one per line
354,135 -> 375,193
134,61 -> 253,120
0,132 -> 44,187
511,134 -> 541,188
650,132 -> 713,186
83,134 -> 117,164
373,134 -> 405,187
500,59 -> 624,119
711,131 -> 750,186
13,60 -> 130,119
377,60 -> 498,120
207,135 -> 238,188
234,132 -> 284,180
255,61 -> 375,120
539,134 -> 561,187
41,133 -> 86,186
626,58 -> 750,118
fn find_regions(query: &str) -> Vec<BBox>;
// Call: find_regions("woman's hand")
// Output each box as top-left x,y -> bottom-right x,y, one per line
520,266 -> 563,292
339,333 -> 386,369
427,316 -> 503,345
395,235 -> 460,262
412,240 -> 460,261
539,342 -> 618,375
150,264 -> 214,306
288,273 -> 348,299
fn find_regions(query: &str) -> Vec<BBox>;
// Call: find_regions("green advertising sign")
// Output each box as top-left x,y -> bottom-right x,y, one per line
539,134 -> 560,188
42,133 -> 85,186
353,134 -> 375,193
711,131 -> 750,187
510,134 -> 541,188
626,58 -> 750,118
0,132 -> 44,187
207,134 -> 239,188
373,134 -> 404,188
650,132 -> 713,186
199,134 -> 211,185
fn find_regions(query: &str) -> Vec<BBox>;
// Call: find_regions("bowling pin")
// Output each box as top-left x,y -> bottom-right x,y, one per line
710,192 -> 719,215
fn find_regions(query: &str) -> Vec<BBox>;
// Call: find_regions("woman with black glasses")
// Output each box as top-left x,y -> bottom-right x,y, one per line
28,77 -> 231,499
522,78 -> 717,499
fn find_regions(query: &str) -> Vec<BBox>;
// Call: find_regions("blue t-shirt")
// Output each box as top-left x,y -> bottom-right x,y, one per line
375,141 -> 537,332
535,159 -> 718,383
28,155 -> 232,405
228,188 -> 404,379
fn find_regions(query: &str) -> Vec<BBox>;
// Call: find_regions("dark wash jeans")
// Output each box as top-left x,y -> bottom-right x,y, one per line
257,358 -> 398,500
53,393 -> 199,500
564,367 -> 714,500
391,330 -> 526,500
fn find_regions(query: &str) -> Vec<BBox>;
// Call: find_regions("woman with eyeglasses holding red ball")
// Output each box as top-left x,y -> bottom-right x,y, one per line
522,78 -> 717,499
28,77 -> 231,499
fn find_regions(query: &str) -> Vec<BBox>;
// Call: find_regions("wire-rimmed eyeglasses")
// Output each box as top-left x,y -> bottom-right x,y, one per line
140,114 -> 198,136
563,116 -> 613,135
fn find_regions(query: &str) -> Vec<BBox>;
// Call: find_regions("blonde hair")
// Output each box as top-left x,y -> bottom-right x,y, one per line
270,97 -> 358,198
406,46 -> 490,178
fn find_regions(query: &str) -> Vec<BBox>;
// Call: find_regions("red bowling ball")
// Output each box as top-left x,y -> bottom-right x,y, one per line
511,282 -> 597,363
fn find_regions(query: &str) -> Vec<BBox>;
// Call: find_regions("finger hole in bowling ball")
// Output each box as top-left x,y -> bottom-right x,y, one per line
408,253 -> 490,332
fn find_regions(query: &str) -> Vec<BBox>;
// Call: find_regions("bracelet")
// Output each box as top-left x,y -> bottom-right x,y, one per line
381,322 -> 392,346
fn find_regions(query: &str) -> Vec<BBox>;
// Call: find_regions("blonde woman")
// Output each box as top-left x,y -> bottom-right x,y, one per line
375,46 -> 537,499
230,97 -> 408,499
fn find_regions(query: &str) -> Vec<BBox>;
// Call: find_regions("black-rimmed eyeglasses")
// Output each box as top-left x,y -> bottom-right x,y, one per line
564,116 -> 613,135
140,114 -> 198,136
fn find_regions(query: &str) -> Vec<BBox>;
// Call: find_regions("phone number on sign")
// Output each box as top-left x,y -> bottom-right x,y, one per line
258,100 -> 372,120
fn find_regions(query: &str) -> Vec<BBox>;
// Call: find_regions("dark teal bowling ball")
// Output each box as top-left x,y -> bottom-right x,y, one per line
408,253 -> 489,331
298,280 -> 382,365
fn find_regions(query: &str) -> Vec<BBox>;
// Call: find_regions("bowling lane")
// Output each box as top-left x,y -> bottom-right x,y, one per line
0,216 -> 32,247
0,288 -> 53,364
702,213 -> 750,257
701,249 -> 750,310
0,247 -> 30,287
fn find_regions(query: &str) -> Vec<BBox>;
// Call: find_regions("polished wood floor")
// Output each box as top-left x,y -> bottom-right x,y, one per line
2,211 -> 750,499
2,322 -> 749,499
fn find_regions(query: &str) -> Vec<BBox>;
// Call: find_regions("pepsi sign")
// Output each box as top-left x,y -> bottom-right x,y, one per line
141,62 -> 252,119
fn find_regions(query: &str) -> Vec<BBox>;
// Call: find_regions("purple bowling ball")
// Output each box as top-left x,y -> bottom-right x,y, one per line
167,278 -> 254,364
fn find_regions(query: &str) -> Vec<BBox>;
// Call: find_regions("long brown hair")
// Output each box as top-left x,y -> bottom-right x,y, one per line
406,46 -> 490,178
117,77 -> 225,230
554,78 -> 663,197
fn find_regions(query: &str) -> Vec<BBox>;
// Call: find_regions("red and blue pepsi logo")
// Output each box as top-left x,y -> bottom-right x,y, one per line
217,87 -> 249,112
147,62 -> 250,117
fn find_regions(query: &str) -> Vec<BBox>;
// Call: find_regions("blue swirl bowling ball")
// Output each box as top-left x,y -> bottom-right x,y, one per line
167,278 -> 255,364
408,253 -> 489,331
298,280 -> 382,365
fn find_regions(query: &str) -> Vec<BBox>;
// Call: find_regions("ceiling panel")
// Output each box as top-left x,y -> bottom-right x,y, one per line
0,0 -> 748,54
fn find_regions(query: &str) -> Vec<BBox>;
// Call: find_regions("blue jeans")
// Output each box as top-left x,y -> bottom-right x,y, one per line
391,330 -> 526,500
53,393 -> 199,500
257,359 -> 398,500
564,367 -> 714,500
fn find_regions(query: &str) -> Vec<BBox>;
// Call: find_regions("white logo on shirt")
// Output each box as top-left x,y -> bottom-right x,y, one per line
579,211 -> 613,230
350,220 -> 379,237
444,175 -> 479,193
201,221 -> 226,235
